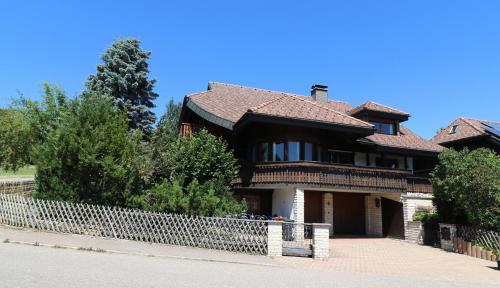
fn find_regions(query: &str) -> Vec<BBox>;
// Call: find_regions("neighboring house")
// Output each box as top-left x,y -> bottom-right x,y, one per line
179,82 -> 443,239
431,117 -> 500,154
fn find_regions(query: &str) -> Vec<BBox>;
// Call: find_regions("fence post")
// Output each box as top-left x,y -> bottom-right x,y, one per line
312,223 -> 330,259
266,221 -> 282,257
439,223 -> 457,252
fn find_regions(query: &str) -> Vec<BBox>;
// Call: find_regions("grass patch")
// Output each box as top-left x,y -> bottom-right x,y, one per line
0,165 -> 36,179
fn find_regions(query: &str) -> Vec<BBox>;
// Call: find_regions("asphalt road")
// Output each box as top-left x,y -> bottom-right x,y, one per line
0,243 -> 495,288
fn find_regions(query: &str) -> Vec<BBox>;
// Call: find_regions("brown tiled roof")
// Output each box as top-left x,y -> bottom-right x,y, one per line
187,82 -> 368,128
431,117 -> 500,144
348,101 -> 409,116
186,82 -> 441,153
365,126 -> 444,153
248,93 -> 372,128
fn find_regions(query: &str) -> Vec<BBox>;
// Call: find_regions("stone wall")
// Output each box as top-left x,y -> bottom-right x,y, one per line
405,221 -> 424,244
402,192 -> 433,241
267,222 -> 283,257
439,223 -> 457,252
365,194 -> 382,236
293,188 -> 304,223
322,193 -> 334,236
312,224 -> 330,259
0,179 -> 35,196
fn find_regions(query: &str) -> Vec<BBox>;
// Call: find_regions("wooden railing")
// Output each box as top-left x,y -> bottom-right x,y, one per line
180,123 -> 199,137
233,162 -> 421,193
406,176 -> 433,193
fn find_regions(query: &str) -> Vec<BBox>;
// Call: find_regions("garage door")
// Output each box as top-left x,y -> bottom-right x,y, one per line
332,193 -> 366,235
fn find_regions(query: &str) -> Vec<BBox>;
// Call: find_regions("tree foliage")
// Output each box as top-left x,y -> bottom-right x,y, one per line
0,109 -> 33,171
33,94 -> 144,206
20,83 -> 69,143
86,38 -> 158,137
431,148 -> 500,231
0,83 -> 68,171
131,128 -> 245,216
143,100 -> 182,184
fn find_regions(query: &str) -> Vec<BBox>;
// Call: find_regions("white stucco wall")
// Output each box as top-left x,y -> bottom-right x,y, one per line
272,188 -> 295,220
272,187 -> 304,222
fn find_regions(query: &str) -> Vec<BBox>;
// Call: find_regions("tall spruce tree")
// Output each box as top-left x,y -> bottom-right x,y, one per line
86,39 -> 158,137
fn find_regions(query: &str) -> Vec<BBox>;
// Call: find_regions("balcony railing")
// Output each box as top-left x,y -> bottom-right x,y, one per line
233,161 -> 424,193
406,176 -> 433,194
180,123 -> 199,137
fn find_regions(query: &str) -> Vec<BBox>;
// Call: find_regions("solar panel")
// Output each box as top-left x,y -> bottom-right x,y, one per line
482,122 -> 500,137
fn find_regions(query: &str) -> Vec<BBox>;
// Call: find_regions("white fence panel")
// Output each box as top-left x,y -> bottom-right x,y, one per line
0,193 -> 268,255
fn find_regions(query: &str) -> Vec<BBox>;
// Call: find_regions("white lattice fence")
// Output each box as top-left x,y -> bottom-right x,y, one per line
0,193 -> 268,255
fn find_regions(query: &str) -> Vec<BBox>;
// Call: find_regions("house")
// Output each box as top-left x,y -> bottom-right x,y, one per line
431,117 -> 500,154
179,82 -> 443,239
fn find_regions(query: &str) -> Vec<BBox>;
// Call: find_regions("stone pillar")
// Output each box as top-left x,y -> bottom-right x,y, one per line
323,193 -> 334,236
405,221 -> 424,244
364,194 -> 382,237
267,221 -> 282,257
439,223 -> 457,252
293,188 -> 304,223
312,223 -> 330,259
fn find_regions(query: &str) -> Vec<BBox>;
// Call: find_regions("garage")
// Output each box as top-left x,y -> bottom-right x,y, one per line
332,192 -> 366,235
381,197 -> 404,239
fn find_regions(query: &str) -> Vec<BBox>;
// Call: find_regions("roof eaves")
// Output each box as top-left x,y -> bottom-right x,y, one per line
186,99 -> 235,130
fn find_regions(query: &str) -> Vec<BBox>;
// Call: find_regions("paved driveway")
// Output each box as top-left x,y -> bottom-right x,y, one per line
276,238 -> 500,286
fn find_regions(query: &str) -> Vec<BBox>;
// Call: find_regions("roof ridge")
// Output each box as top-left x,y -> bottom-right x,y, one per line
248,93 -> 289,112
366,101 -> 409,114
359,100 -> 409,115
186,90 -> 211,98
208,81 -> 352,106
458,117 -> 485,135
461,116 -> 500,125
283,94 -> 372,127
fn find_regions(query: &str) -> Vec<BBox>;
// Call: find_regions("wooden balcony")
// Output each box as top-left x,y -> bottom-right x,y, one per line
233,161 -> 422,193
180,123 -> 199,137
406,176 -> 433,194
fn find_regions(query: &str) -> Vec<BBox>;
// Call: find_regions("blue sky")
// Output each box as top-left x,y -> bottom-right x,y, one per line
1,1 -> 499,139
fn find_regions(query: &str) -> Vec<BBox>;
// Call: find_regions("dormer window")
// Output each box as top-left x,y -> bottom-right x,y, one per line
449,125 -> 458,134
369,121 -> 396,135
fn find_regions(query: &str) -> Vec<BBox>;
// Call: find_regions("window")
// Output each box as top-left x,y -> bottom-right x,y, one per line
273,142 -> 285,161
243,195 -> 261,214
316,145 -> 322,162
449,125 -> 458,134
370,121 -> 395,135
376,158 -> 399,169
288,141 -> 300,161
259,143 -> 269,162
251,144 -> 257,162
328,150 -> 353,164
304,142 -> 313,161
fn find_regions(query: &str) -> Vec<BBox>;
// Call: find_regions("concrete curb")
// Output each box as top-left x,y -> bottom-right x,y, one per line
0,237 -> 278,267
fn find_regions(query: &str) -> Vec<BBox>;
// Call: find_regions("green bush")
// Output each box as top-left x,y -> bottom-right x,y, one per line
32,94 -> 144,206
131,128 -> 245,217
431,148 -> 500,231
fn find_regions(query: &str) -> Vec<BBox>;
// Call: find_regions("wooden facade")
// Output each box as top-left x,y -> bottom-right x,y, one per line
181,103 -> 436,194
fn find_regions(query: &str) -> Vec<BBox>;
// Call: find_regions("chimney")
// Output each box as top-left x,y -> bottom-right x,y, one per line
311,84 -> 328,102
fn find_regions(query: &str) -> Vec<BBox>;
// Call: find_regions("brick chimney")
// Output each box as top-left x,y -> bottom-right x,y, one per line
311,84 -> 328,102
